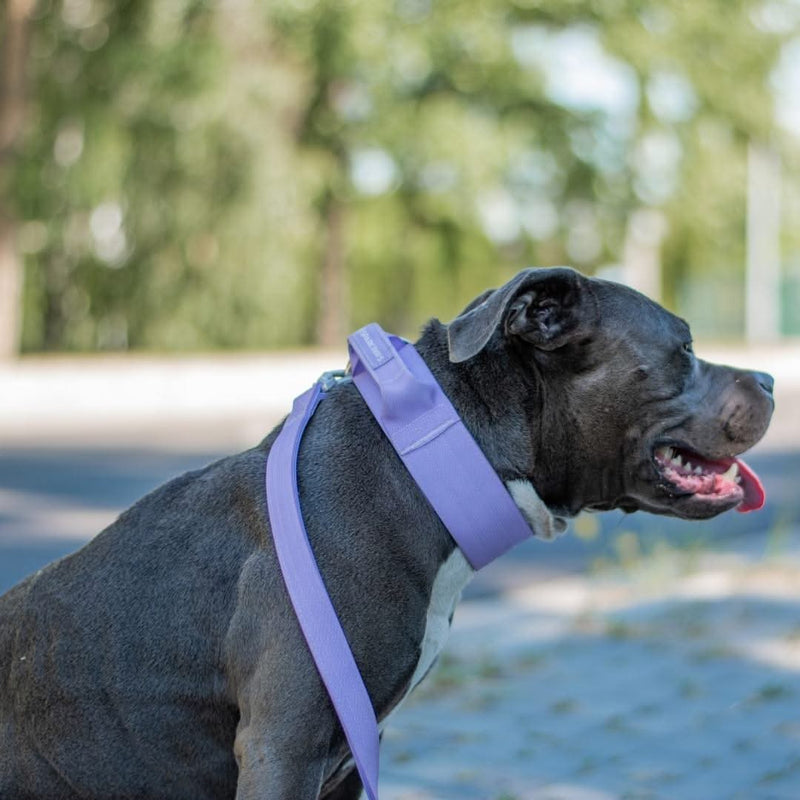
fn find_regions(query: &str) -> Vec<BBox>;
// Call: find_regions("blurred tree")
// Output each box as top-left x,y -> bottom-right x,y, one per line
8,0 -> 313,353
4,0 -> 798,353
592,0 -> 792,324
10,0 -> 238,350
0,0 -> 34,358
269,0 -> 798,337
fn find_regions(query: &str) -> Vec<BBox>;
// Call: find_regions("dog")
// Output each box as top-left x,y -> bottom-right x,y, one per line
0,267 -> 774,799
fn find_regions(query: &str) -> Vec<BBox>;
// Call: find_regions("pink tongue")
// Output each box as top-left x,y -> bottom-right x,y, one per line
735,457 -> 765,513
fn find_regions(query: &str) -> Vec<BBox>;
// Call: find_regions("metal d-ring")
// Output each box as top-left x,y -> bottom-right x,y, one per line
318,369 -> 351,392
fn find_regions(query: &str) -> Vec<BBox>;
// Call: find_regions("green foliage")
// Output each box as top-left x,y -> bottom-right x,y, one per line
7,0 -> 799,351
14,0 -> 317,351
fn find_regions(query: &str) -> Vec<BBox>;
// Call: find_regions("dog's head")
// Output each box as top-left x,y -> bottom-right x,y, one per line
447,267 -> 774,520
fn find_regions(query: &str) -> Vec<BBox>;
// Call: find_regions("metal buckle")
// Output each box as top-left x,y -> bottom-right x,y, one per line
318,369 -> 351,392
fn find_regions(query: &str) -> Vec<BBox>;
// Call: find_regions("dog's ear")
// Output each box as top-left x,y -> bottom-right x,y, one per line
447,267 -> 589,363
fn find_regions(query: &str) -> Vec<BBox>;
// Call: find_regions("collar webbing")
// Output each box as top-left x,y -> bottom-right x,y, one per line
347,323 -> 534,569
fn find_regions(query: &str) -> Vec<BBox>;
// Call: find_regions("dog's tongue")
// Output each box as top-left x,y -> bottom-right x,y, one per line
735,457 -> 765,513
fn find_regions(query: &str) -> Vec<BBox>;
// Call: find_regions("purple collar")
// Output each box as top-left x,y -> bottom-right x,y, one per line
266,324 -> 545,799
347,324 -> 535,567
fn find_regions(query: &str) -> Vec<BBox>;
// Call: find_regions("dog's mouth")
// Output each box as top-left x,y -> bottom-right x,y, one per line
653,444 -> 765,513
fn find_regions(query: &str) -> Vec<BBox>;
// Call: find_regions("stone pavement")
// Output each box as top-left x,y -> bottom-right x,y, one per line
380,535 -> 800,800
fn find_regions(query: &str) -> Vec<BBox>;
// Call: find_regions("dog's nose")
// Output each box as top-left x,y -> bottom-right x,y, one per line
754,371 -> 774,395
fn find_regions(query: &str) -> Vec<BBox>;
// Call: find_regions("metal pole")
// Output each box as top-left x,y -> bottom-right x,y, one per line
745,141 -> 782,343
622,208 -> 667,303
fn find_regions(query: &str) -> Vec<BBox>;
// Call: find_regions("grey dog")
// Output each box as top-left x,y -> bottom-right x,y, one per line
0,267 -> 774,799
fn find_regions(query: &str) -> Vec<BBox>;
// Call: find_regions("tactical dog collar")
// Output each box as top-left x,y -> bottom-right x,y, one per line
265,323 -> 551,799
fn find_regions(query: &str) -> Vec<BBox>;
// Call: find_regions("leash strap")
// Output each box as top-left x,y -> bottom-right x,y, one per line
266,383 -> 380,800
266,324 -> 533,798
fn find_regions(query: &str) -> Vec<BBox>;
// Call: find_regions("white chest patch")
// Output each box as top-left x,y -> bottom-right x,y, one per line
379,482 -> 561,729
380,548 -> 473,728
408,548 -> 473,691
505,479 -> 568,541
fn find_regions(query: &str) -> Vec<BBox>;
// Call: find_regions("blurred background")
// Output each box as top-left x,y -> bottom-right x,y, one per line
2,0 -> 800,356
2,2 -> 800,797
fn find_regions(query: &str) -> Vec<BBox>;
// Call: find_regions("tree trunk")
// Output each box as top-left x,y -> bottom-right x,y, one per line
316,197 -> 347,347
0,0 -> 34,359
0,216 -> 23,357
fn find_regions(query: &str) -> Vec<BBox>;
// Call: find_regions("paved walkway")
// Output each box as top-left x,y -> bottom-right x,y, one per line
381,535 -> 800,799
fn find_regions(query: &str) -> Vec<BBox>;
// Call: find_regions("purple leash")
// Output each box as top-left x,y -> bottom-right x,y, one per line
266,324 -> 533,798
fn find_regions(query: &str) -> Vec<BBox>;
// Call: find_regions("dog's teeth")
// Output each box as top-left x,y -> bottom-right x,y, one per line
656,446 -> 673,462
684,461 -> 693,472
721,463 -> 739,482
694,466 -> 703,475
736,475 -> 742,484
672,454 -> 683,467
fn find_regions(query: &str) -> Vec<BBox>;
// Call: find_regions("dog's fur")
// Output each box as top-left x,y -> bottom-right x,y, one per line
0,268 -> 774,799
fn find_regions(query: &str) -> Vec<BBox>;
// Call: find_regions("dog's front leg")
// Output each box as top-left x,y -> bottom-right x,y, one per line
232,669 -> 338,800
234,723 -> 329,800
230,654 -> 340,800
226,554 -> 345,800
320,767 -> 365,800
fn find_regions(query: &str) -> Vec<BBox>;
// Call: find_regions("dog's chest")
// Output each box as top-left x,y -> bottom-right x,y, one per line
327,551 -> 472,789
384,548 -> 473,723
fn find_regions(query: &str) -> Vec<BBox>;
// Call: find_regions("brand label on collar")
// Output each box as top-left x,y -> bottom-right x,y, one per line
353,325 -> 393,370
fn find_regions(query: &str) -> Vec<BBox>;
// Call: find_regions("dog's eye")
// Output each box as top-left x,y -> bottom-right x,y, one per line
682,342 -> 694,355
